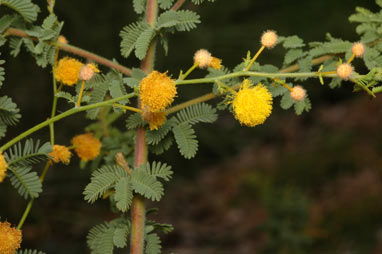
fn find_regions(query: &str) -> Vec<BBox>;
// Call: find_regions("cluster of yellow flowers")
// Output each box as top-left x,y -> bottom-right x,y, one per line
48,133 -> 101,164
0,221 -> 22,254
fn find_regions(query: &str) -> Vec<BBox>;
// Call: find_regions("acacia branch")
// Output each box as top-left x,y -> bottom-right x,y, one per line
5,28 -> 132,76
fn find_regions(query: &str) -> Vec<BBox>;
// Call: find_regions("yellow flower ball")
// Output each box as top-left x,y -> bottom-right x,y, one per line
194,49 -> 212,68
49,145 -> 72,165
71,133 -> 101,162
0,221 -> 22,254
232,79 -> 273,127
142,110 -> 167,130
0,153 -> 8,183
261,30 -> 278,49
352,42 -> 365,58
139,71 -> 177,112
55,57 -> 84,86
290,85 -> 306,102
209,57 -> 222,70
336,63 -> 353,80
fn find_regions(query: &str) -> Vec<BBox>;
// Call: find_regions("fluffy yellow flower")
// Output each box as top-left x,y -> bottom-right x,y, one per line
79,63 -> 100,81
71,133 -> 101,162
142,110 -> 167,130
290,85 -> 306,102
55,57 -> 84,86
336,63 -> 353,80
261,30 -> 278,48
0,153 -> 7,183
49,145 -> 72,165
194,49 -> 212,68
139,71 -> 177,112
0,221 -> 22,254
231,79 -> 273,127
209,57 -> 222,70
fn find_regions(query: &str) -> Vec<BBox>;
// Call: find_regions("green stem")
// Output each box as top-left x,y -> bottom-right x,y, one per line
0,93 -> 136,152
175,71 -> 337,85
17,199 -> 34,229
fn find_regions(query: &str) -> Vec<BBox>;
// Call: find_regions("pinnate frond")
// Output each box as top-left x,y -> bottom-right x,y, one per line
8,165 -> 42,199
2,0 -> 40,22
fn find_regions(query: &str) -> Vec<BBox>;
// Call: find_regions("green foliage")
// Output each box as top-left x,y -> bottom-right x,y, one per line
113,227 -> 129,248
5,139 -> 51,166
149,135 -> 174,155
0,95 -> 21,126
2,0 -> 40,22
169,103 -> 217,159
145,233 -> 161,254
172,102 -> 217,125
279,35 -> 305,48
309,35 -> 352,58
8,165 -> 42,199
86,74 -> 110,119
191,0 -> 216,4
109,80 -> 129,106
126,113 -> 145,130
133,0 -> 146,14
120,21 -> 153,60
123,67 -> 146,89
115,176 -> 134,212
158,0 -> 174,10
156,10 -> 201,32
135,26 -> 156,60
83,165 -> 128,203
131,169 -> 164,201
172,123 -> 198,159
146,120 -> 174,145
0,14 -> 16,34
87,218 -> 130,254
144,161 -> 173,181
4,139 -> 50,199
17,250 -> 46,254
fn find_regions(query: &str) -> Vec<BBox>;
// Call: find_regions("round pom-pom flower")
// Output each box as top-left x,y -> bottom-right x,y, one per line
71,133 -> 101,162
194,49 -> 212,68
290,85 -> 306,102
0,221 -> 22,254
79,63 -> 100,81
57,35 -> 68,44
352,42 -> 365,58
261,30 -> 278,48
0,153 -> 7,183
139,71 -> 177,112
142,110 -> 167,130
55,57 -> 84,86
49,145 -> 72,165
336,63 -> 353,80
209,57 -> 222,70
231,79 -> 273,127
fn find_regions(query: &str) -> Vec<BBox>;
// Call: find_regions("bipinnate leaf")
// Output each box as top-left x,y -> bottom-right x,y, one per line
172,123 -> 198,159
114,176 -> 133,212
145,161 -> 173,181
2,0 -> 40,22
131,169 -> 164,201
145,233 -> 161,254
120,21 -> 148,58
83,165 -> 127,203
8,165 -> 42,199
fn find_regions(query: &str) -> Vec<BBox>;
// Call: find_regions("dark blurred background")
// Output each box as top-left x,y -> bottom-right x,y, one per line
1,0 -> 382,253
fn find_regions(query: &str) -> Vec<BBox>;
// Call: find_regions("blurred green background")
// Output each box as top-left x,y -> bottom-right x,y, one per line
1,0 -> 382,253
